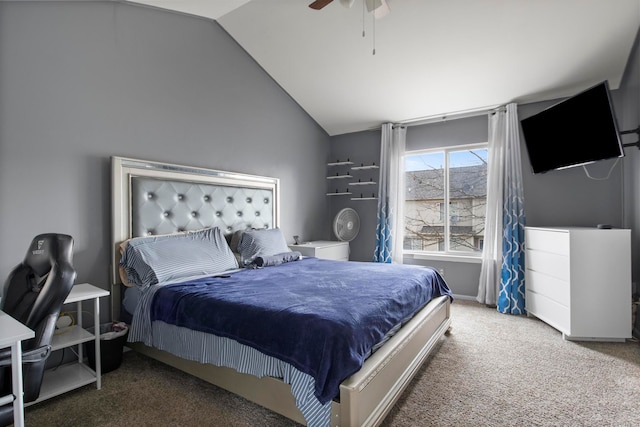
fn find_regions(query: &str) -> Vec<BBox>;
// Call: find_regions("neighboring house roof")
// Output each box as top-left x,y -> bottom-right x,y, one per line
405,165 -> 487,201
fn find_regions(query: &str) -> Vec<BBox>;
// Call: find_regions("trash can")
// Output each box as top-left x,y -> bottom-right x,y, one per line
85,322 -> 128,374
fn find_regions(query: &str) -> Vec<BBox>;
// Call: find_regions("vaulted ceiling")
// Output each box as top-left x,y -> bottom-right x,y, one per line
130,0 -> 640,135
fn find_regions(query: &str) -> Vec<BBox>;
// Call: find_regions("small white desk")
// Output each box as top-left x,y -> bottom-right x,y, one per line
0,310 -> 35,427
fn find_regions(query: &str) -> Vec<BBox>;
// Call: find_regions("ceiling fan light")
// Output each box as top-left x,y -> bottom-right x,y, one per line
364,0 -> 382,13
374,0 -> 390,19
339,0 -> 356,8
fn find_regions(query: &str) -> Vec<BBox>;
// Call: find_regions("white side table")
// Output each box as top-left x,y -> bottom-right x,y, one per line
0,310 -> 34,427
289,240 -> 350,261
32,283 -> 110,403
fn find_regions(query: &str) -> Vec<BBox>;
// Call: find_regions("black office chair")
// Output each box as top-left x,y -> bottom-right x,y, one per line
0,233 -> 76,426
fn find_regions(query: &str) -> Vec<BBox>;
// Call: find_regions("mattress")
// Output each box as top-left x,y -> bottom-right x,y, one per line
127,257 -> 452,425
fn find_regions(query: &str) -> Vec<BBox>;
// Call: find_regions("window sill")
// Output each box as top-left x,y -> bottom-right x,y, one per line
404,251 -> 482,264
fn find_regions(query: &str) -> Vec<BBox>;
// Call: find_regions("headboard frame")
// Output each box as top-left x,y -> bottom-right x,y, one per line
111,156 -> 280,319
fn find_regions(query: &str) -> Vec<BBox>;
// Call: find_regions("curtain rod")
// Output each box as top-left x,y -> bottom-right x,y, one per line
365,103 -> 508,132
398,104 -> 505,127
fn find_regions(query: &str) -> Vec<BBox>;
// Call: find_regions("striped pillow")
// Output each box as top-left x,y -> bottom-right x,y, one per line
237,228 -> 290,266
120,227 -> 238,287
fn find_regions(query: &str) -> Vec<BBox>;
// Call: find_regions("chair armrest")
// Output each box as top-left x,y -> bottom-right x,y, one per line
0,345 -> 51,368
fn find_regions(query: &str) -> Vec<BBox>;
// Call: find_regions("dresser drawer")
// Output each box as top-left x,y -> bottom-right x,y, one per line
525,269 -> 569,306
525,228 -> 569,255
526,290 -> 570,333
525,249 -> 569,281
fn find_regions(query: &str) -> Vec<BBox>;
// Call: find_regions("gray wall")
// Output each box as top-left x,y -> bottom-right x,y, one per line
402,116 -> 488,298
2,1 -> 637,306
328,130 -> 381,262
519,98 -> 625,229
0,2 -> 331,314
331,30 -> 640,299
329,117 -> 488,297
619,29 -> 640,297
523,28 -> 639,296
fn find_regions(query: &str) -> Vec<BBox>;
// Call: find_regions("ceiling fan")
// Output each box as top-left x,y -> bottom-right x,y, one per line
309,0 -> 390,19
308,0 -> 335,9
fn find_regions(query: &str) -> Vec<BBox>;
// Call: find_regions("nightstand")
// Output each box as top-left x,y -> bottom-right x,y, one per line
289,240 -> 349,261
30,283 -> 110,404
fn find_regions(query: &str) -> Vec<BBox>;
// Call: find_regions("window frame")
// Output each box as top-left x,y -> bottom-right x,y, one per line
403,142 -> 488,262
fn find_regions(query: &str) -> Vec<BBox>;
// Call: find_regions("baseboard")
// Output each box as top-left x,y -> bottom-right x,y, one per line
451,294 -> 477,302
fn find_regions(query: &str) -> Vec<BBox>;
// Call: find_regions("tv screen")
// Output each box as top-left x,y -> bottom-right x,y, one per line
520,81 -> 624,174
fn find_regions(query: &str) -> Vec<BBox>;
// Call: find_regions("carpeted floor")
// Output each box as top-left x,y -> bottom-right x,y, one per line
24,300 -> 640,426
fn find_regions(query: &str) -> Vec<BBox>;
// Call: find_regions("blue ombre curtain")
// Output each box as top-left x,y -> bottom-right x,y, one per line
497,103 -> 526,313
477,103 -> 526,313
373,123 -> 406,263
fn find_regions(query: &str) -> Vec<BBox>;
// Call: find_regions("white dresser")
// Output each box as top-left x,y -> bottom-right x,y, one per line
289,241 -> 349,261
524,226 -> 631,341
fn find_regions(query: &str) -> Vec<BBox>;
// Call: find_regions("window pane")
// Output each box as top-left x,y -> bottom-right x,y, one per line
448,149 -> 487,253
404,147 -> 487,255
404,152 -> 445,251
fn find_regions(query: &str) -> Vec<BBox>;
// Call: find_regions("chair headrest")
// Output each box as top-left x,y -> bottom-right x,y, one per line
24,234 -> 74,278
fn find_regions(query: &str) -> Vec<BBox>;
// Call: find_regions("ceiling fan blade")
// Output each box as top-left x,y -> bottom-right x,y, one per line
309,0 -> 334,10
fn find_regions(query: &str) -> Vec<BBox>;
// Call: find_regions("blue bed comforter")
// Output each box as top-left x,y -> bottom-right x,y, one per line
149,257 -> 452,404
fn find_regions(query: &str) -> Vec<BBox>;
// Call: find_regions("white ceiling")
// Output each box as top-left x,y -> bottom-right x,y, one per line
130,0 -> 639,136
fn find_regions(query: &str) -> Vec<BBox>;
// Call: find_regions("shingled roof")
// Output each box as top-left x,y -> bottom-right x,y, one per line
406,165 -> 487,201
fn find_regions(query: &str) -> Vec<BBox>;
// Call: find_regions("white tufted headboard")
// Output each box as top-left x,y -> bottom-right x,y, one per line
111,156 -> 280,318
129,176 -> 275,236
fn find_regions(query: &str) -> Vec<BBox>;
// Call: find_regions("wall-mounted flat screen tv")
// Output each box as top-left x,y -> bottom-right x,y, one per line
520,81 -> 624,174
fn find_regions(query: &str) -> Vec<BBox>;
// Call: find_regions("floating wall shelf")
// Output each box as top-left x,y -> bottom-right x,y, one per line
327,161 -> 354,166
326,159 -> 378,199
351,164 -> 379,170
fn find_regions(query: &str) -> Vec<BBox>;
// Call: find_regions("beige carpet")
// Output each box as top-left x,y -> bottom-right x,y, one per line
24,300 -> 640,426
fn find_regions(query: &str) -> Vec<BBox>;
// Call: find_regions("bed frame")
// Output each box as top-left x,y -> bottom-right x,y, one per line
111,156 -> 451,427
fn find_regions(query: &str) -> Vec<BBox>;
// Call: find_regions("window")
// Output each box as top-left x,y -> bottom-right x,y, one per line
404,144 -> 488,256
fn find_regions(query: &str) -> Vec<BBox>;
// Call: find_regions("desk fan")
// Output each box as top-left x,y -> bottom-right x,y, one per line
333,208 -> 360,241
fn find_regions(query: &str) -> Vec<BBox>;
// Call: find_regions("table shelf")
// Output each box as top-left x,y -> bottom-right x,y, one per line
30,362 -> 97,404
31,283 -> 109,406
51,325 -> 95,350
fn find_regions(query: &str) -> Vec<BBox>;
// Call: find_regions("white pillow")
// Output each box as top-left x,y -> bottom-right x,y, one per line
120,227 -> 238,287
237,228 -> 290,266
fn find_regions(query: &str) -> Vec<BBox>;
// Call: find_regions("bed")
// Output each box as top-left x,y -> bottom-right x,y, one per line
110,156 -> 452,427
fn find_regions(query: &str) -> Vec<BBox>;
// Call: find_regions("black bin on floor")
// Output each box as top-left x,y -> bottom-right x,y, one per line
85,322 -> 129,374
